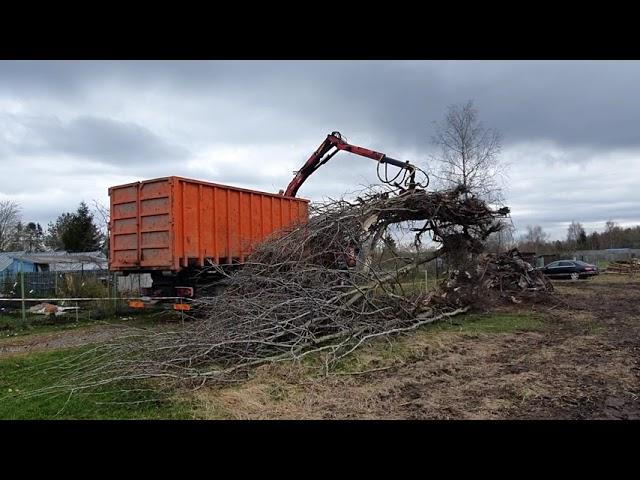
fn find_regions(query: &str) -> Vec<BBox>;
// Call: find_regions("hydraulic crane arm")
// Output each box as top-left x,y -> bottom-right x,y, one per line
282,131 -> 419,198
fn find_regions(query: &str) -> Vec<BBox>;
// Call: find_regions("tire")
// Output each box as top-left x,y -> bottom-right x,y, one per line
570,272 -> 580,281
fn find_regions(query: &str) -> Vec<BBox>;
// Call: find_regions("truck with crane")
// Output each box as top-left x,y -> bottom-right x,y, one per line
108,132 -> 423,306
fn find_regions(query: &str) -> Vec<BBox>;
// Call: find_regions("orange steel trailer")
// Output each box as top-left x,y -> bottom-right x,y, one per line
109,176 -> 309,274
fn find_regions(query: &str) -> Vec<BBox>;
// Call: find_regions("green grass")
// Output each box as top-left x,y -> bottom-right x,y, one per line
0,347 -> 194,419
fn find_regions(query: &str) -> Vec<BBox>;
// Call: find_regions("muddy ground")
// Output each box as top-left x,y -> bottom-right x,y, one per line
195,275 -> 640,419
0,324 -> 133,359
0,312 -> 177,359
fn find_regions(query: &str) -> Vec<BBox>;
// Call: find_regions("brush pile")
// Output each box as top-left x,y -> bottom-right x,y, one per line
437,248 -> 554,308
41,185 -> 515,393
479,248 -> 553,292
605,259 -> 640,275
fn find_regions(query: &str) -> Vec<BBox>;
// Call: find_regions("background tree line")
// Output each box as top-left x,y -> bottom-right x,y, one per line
0,199 -> 106,253
517,220 -> 640,253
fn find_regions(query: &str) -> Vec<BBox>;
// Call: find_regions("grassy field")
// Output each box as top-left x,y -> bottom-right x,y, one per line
0,346 -> 194,419
0,308 -> 195,419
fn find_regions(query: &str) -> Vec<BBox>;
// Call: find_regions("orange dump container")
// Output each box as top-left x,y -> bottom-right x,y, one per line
109,176 -> 309,272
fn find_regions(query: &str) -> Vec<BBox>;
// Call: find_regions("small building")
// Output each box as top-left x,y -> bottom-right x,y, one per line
0,251 -> 107,274
536,253 -> 563,268
0,252 -> 39,273
603,248 -> 638,257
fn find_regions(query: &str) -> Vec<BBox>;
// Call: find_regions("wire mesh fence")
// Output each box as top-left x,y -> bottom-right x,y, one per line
0,270 -> 170,332
0,269 -> 114,298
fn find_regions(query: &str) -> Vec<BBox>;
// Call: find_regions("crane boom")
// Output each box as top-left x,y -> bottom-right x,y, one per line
282,132 -> 418,198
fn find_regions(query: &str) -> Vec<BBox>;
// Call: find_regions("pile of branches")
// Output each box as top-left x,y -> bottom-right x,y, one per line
605,259 -> 640,275
439,248 -> 554,308
39,185 -> 513,395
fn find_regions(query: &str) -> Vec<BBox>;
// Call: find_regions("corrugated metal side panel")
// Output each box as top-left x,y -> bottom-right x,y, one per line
110,183 -> 139,269
110,178 -> 173,270
139,179 -> 172,268
172,177 -> 308,267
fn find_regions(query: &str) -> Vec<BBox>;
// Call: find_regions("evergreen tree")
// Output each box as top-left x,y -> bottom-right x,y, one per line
46,202 -> 104,252
26,222 -> 45,252
45,213 -> 73,250
577,229 -> 588,249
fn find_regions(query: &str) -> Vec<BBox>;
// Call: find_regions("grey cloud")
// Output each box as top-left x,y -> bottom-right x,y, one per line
1,113 -> 188,164
6,61 -> 640,152
106,61 -> 640,151
1,61 -> 639,239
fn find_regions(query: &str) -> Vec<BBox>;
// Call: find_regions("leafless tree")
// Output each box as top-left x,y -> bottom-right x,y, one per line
519,225 -> 549,252
91,199 -> 110,255
430,101 -> 506,203
485,221 -> 516,253
0,200 -> 21,251
604,220 -> 620,249
566,221 -> 586,249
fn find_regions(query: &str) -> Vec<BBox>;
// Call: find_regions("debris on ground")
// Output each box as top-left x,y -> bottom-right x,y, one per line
479,248 -> 552,293
435,248 -> 554,307
28,303 -> 58,315
28,303 -> 79,316
605,259 -> 640,275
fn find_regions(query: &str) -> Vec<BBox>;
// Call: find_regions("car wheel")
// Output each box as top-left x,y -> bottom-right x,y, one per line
570,272 -> 580,281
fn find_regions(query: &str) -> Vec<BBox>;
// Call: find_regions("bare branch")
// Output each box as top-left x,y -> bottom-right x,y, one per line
0,200 -> 21,251
430,100 -> 506,204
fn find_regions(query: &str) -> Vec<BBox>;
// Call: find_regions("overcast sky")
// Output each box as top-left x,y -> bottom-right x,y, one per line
0,60 -> 638,240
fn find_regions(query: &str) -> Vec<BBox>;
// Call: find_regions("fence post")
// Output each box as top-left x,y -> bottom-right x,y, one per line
112,273 -> 117,313
20,262 -> 26,322
424,268 -> 429,294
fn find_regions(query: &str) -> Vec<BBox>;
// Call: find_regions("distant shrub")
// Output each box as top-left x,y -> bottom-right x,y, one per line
59,274 -> 108,298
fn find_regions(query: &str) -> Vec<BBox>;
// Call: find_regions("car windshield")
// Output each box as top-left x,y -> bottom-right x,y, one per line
575,261 -> 591,266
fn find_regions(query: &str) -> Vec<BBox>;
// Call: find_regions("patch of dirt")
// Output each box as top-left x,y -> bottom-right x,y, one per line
0,324 -> 134,359
194,276 -> 640,419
